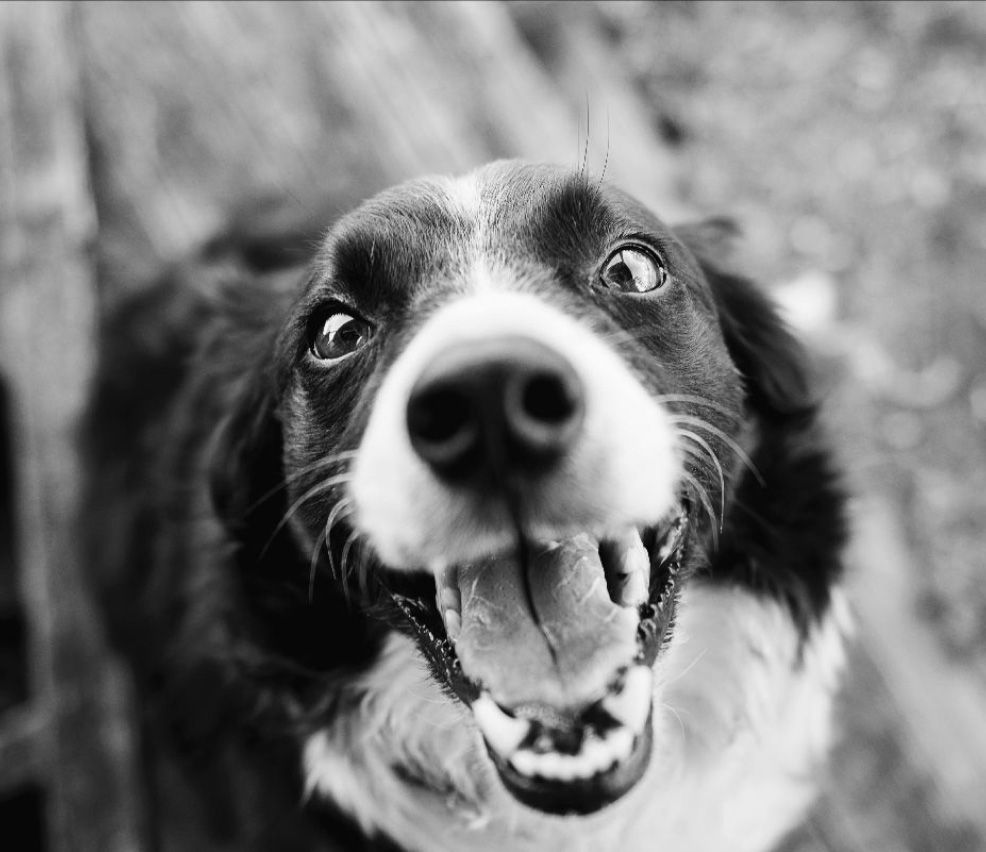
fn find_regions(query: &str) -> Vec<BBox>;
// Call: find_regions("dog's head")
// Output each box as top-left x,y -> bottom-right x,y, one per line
210,161 -> 811,816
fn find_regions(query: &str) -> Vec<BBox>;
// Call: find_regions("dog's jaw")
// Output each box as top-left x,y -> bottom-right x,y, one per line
350,286 -> 686,813
388,508 -> 689,814
302,585 -> 850,852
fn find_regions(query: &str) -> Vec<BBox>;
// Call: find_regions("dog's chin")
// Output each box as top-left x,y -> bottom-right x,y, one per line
386,502 -> 690,816
488,704 -> 655,816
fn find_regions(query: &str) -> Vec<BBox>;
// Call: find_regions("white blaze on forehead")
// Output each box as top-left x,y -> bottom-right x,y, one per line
350,287 -> 681,569
437,172 -> 503,294
439,172 -> 485,220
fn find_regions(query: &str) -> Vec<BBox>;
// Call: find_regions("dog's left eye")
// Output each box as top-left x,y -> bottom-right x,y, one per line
311,312 -> 372,361
600,247 -> 667,293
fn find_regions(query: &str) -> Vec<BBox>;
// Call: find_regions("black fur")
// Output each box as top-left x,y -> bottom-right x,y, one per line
84,163 -> 845,849
695,251 -> 846,630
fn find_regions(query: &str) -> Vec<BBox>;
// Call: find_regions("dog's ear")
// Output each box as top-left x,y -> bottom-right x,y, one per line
209,360 -> 284,538
201,192 -> 325,547
676,219 -> 814,418
206,282 -> 294,541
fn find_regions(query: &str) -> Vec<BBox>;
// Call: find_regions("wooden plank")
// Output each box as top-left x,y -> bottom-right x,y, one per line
0,4 -> 145,850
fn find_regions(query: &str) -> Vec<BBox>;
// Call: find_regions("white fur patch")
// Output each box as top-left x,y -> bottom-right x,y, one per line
303,584 -> 849,852
440,173 -> 485,221
351,289 -> 680,569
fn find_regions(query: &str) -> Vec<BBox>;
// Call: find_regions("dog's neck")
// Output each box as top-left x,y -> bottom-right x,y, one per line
303,583 -> 849,852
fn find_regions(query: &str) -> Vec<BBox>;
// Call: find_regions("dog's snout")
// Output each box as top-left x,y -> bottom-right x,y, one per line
405,337 -> 584,483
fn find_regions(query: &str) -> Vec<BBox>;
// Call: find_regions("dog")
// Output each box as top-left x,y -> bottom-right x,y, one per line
85,160 -> 849,851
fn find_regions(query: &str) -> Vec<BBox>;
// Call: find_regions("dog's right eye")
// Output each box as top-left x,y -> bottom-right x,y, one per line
310,312 -> 372,361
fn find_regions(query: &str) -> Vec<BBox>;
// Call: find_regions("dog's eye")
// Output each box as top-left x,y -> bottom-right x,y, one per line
600,247 -> 667,293
311,312 -> 371,361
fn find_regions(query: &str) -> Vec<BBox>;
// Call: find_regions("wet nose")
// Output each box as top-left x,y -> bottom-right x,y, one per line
405,337 -> 585,484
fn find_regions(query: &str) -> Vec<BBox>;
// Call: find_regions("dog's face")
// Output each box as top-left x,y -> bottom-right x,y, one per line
222,161 -> 761,815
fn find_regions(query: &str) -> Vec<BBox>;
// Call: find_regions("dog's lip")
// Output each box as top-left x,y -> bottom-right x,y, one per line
385,503 -> 689,813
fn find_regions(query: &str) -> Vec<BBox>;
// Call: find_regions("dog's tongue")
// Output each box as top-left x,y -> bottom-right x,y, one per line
454,534 -> 639,711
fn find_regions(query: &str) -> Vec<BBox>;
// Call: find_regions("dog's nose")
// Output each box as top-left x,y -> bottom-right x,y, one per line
406,337 -> 584,483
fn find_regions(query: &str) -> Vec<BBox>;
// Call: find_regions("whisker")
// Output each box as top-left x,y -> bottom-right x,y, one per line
323,497 -> 354,579
340,528 -> 361,601
679,469 -> 720,550
261,472 -> 353,559
356,541 -> 373,601
681,446 -> 721,526
677,429 -> 726,522
581,93 -> 591,180
661,647 -> 709,689
660,700 -> 688,741
245,450 -> 358,514
279,450 -> 357,487
597,109 -> 611,190
669,415 -> 764,486
308,528 -> 328,603
678,444 -> 724,529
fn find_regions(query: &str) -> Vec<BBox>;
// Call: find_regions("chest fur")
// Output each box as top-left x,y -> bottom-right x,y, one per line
304,584 -> 849,852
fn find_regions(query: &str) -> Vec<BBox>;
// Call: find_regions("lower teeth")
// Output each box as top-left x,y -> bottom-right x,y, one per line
508,726 -> 635,781
474,665 -> 654,783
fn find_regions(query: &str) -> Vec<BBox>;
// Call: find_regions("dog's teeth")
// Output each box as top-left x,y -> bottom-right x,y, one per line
472,694 -> 531,757
607,727 -> 634,763
570,754 -> 596,780
656,514 -> 687,564
505,723 -> 641,782
602,530 -> 650,607
619,569 -> 648,608
443,609 -> 462,641
509,749 -> 538,777
535,751 -> 563,780
433,563 -> 462,641
581,736 -> 608,773
601,665 -> 653,734
554,756 -> 579,781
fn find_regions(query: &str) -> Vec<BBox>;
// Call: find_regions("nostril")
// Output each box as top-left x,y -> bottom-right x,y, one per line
506,364 -> 584,458
521,371 -> 580,426
406,385 -> 479,472
409,387 -> 469,443
406,338 -> 584,482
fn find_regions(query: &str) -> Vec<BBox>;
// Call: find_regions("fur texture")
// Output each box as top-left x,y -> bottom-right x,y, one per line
85,161 -> 848,851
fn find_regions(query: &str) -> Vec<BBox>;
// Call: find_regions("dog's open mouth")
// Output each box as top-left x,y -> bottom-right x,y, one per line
388,502 -> 690,815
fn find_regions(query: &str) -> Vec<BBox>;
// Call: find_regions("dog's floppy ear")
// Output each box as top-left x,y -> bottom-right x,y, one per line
203,192 -> 328,546
205,282 -> 294,541
209,360 -> 284,538
676,219 -> 814,418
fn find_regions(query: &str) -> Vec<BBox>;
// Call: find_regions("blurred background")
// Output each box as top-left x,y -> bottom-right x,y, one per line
2,2 -> 985,850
